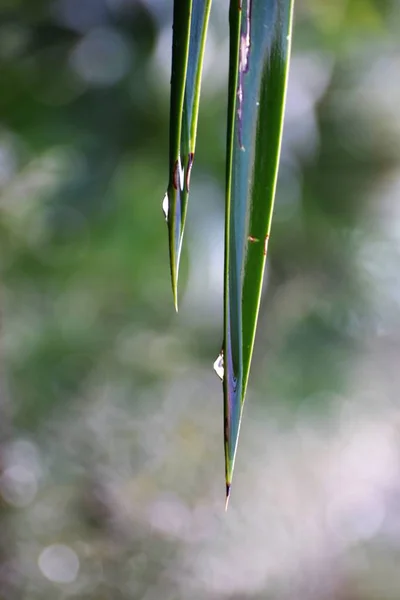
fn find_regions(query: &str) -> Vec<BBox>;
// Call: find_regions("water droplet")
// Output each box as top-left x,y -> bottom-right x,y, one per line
162,193 -> 169,221
213,351 -> 224,381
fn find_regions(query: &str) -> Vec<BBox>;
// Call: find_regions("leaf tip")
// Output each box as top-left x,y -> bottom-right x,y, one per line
171,273 -> 179,313
225,482 -> 231,511
173,293 -> 179,313
167,212 -> 180,313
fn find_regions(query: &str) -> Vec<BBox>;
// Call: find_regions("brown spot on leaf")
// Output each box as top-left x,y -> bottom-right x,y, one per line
172,159 -> 180,190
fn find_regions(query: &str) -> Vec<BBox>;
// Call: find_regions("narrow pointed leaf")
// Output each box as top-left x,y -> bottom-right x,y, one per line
166,0 -> 212,310
223,0 -> 294,502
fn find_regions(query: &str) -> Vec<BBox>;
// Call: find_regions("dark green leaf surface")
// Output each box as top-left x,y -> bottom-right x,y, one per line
222,0 -> 294,504
166,0 -> 212,310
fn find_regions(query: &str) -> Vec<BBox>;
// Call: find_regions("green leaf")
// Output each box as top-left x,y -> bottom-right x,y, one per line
222,0 -> 294,505
165,0 -> 212,311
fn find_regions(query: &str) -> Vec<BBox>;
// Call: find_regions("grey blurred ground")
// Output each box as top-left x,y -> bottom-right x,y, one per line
1,1 -> 400,598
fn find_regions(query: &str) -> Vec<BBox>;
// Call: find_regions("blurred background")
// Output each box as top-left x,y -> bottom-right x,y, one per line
0,0 -> 400,598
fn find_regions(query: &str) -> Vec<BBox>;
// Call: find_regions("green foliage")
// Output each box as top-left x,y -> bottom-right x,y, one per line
167,0 -> 294,500
166,0 -> 211,310
223,0 -> 294,499
0,1 -> 399,598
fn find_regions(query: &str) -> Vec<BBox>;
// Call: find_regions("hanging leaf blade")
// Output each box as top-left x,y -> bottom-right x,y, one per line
166,0 -> 212,310
223,0 -> 295,505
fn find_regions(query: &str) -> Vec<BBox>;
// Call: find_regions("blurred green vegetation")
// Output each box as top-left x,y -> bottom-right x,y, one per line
0,1 -> 400,599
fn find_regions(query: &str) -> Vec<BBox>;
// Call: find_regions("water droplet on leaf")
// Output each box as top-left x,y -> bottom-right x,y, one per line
213,351 -> 224,381
162,193 -> 169,221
